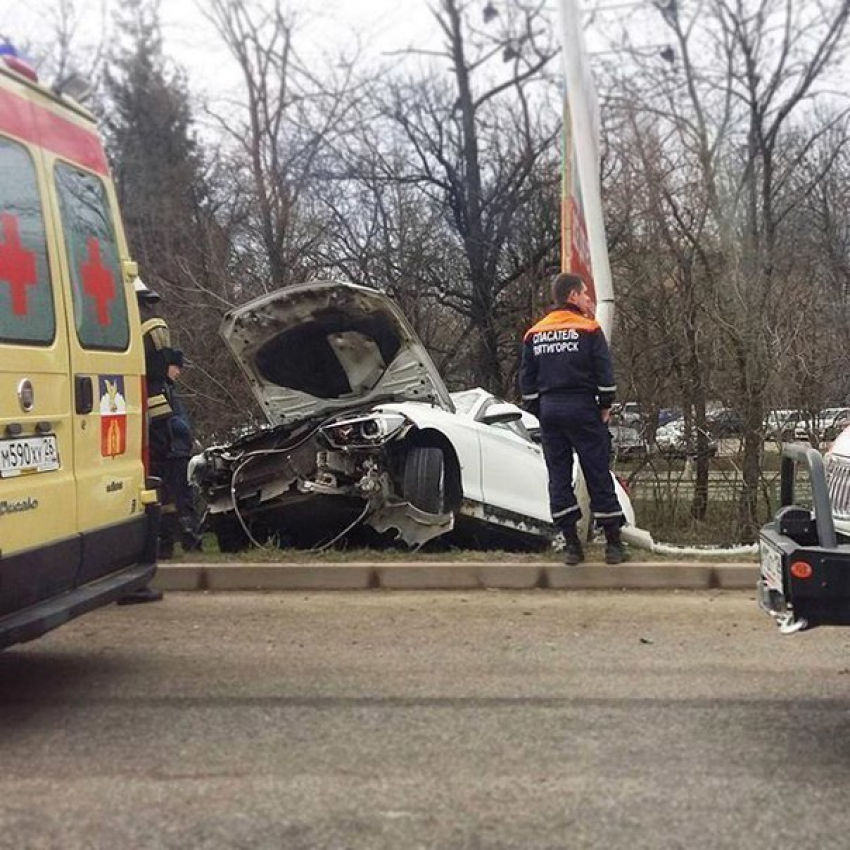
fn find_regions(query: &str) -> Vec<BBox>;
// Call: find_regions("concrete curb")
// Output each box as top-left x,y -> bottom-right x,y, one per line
152,561 -> 759,592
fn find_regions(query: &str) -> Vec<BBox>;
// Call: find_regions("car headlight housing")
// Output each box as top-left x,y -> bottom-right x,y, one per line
321,412 -> 411,449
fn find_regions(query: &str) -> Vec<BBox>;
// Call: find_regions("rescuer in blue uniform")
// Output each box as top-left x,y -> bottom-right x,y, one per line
520,272 -> 625,564
135,282 -> 201,560
119,279 -> 196,604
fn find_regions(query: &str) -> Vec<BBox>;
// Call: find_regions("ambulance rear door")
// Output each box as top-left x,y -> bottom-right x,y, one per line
38,97 -> 149,585
0,78 -> 79,614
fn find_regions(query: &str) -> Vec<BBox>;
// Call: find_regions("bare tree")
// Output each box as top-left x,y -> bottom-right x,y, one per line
604,0 -> 850,537
18,0 -> 108,85
771,125 -> 850,422
337,0 -> 562,395
606,109 -> 717,519
204,0 -> 363,294
103,0 -> 253,440
315,140 -> 473,379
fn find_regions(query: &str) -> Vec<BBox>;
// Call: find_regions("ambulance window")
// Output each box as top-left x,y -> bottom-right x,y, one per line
55,163 -> 129,350
0,136 -> 55,345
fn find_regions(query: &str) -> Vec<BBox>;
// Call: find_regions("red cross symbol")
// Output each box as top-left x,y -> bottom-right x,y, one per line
0,213 -> 38,315
80,237 -> 115,326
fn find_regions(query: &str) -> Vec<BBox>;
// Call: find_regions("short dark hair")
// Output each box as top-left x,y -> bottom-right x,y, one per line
551,272 -> 585,307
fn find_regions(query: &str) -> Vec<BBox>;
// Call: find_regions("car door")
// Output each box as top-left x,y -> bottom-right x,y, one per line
474,398 -> 551,522
48,150 -> 148,585
0,123 -> 79,614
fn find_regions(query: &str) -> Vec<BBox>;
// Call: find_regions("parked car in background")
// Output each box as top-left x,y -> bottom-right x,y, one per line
824,411 -> 850,443
794,408 -> 850,444
763,409 -> 806,442
611,402 -> 644,431
658,408 -> 681,427
705,408 -> 744,438
654,420 -> 717,458
609,425 -> 648,462
189,282 -> 635,552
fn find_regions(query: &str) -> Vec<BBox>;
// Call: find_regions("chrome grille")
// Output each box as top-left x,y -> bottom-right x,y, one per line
827,455 -> 850,520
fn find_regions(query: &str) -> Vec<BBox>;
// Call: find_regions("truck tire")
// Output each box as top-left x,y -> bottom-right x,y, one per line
402,446 -> 446,514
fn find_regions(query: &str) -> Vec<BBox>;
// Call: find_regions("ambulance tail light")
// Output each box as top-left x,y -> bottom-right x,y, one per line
141,377 -> 150,477
0,42 -> 39,82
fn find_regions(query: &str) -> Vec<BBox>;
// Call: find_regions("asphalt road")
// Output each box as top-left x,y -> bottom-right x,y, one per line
3,590 -> 850,849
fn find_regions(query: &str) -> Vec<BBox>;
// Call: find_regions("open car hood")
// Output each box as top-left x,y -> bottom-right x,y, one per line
221,281 -> 455,424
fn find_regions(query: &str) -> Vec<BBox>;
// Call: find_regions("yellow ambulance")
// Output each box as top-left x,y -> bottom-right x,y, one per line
0,44 -> 159,650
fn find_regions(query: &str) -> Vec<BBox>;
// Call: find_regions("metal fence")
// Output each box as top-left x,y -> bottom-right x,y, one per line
616,462 -> 815,546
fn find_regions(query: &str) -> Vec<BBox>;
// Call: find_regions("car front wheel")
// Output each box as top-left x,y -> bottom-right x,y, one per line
402,446 -> 446,514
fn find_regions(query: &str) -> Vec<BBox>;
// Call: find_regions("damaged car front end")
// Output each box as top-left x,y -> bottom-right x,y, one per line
191,281 -> 465,550
192,406 -> 457,551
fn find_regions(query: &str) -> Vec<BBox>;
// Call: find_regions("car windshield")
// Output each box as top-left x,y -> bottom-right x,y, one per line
451,389 -> 486,417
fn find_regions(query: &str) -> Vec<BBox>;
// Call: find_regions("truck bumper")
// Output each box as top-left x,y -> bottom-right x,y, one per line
759,525 -> 850,631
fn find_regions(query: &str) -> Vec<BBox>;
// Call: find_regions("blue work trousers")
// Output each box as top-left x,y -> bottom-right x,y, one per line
539,393 -> 623,532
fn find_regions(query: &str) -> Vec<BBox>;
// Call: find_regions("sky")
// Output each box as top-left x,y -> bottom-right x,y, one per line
0,0 -> 667,91
162,0 -> 446,96
0,0 -> 681,133
1,0 -> 448,100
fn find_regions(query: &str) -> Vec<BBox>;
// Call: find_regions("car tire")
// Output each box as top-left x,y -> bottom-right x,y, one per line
402,446 -> 446,514
213,517 -> 251,553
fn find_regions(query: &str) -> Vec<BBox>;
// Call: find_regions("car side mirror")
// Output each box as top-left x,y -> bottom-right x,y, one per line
480,402 -> 522,425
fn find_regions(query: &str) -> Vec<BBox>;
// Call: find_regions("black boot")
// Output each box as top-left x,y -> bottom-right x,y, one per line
158,512 -> 178,561
180,516 -> 203,552
562,528 -> 584,565
604,525 -> 626,564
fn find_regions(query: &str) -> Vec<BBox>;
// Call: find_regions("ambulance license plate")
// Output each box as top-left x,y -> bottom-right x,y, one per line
0,435 -> 60,477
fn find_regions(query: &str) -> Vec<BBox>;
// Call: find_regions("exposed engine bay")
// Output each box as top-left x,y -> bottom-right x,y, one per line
191,408 -> 455,552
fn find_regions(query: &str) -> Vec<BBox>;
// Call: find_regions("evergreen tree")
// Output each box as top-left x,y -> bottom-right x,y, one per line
103,0 -> 202,290
103,0 -> 255,439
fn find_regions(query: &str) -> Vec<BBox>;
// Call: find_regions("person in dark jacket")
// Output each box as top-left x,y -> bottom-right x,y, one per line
118,278 -> 172,604
119,279 -> 199,604
519,272 -> 625,564
162,358 -> 203,554
136,283 -> 183,561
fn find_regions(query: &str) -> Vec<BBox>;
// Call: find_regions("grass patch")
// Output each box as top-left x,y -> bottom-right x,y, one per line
176,537 -> 562,563
168,533 -> 756,564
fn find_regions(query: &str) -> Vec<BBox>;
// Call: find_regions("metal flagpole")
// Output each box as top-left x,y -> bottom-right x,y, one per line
555,0 -> 615,340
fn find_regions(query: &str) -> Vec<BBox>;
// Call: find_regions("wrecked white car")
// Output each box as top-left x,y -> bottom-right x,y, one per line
190,281 -> 634,551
